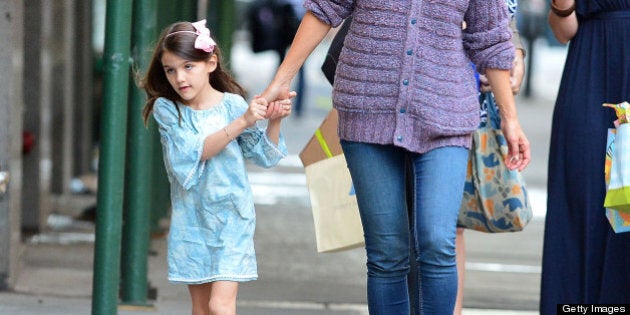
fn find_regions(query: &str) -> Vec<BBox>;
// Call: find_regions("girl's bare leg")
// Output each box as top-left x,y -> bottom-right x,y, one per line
188,281 -> 239,315
208,281 -> 238,315
188,283 -> 212,315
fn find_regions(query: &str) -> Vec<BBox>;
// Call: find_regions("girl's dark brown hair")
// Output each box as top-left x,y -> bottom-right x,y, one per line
141,21 -> 246,125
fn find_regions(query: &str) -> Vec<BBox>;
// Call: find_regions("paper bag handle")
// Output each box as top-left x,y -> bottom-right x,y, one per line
315,128 -> 334,158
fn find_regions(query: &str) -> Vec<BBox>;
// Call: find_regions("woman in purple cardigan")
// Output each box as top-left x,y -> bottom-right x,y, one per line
262,1 -> 531,313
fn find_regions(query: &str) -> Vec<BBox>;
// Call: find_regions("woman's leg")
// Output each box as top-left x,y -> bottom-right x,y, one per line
411,146 -> 468,314
341,141 -> 410,315
406,157 -> 421,315
188,281 -> 238,315
454,227 -> 466,315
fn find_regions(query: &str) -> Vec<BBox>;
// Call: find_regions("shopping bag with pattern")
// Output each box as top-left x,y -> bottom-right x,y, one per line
603,102 -> 630,213
604,126 -> 630,233
458,93 -> 533,232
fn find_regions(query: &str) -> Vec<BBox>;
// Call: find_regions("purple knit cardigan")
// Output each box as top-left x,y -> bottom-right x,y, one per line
304,0 -> 515,154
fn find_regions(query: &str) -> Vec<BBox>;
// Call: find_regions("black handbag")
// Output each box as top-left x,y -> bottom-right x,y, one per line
320,17 -> 352,85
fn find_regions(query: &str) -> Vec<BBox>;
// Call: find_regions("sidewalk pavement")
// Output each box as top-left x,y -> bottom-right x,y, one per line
0,33 -> 564,314
0,235 -> 540,315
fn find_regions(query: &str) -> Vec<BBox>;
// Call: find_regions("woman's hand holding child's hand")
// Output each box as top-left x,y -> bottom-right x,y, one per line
242,91 -> 295,128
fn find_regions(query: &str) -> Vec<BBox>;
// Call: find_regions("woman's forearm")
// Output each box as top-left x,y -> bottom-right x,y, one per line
268,12 -> 331,92
486,69 -> 518,121
548,0 -> 578,44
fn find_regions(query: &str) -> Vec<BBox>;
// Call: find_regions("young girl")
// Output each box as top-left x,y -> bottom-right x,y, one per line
142,19 -> 293,315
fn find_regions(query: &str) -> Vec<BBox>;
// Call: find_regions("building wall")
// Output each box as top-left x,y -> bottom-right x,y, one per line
0,0 -> 24,289
0,0 -> 93,289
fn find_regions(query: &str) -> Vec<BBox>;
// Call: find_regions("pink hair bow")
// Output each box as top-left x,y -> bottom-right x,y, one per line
191,19 -> 216,53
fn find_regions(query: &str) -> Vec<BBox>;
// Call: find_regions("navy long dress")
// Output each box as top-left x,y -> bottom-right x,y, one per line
540,1 -> 630,313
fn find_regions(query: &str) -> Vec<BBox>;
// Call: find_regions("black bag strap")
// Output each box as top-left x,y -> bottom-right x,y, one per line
321,16 -> 353,85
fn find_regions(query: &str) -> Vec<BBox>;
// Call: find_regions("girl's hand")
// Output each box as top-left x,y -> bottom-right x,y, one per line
266,91 -> 296,120
267,98 -> 293,120
243,96 -> 269,126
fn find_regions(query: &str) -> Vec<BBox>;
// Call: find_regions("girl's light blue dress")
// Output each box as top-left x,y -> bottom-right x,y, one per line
153,93 -> 287,284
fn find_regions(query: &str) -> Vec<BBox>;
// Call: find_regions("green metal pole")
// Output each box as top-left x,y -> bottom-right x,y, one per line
149,127 -> 169,236
207,0 -> 235,68
120,0 -> 157,307
180,0 -> 196,22
218,0 -> 235,67
91,0 -> 133,314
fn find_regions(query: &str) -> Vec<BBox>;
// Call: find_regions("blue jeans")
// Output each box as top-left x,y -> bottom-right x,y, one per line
341,141 -> 468,315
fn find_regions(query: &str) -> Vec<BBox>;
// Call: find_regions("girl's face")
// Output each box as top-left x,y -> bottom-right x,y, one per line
161,50 -> 217,105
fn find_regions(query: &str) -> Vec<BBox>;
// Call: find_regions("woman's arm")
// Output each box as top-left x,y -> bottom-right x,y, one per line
509,16 -> 526,95
262,11 -> 332,102
485,69 -> 531,171
479,18 -> 526,95
548,0 -> 578,44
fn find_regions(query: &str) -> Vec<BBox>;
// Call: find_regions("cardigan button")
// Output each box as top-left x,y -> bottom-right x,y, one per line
411,18 -> 417,25
397,135 -> 403,142
402,79 -> 409,86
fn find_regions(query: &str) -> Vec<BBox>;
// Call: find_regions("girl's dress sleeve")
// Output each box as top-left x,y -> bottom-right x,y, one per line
153,98 -> 205,190
229,95 -> 288,168
238,128 -> 288,168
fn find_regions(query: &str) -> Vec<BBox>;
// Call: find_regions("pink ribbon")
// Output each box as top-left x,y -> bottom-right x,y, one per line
167,19 -> 217,53
191,19 -> 216,53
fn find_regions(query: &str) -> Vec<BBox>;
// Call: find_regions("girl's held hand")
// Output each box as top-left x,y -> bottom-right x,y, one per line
266,99 -> 292,120
243,96 -> 268,126
265,91 -> 296,120
501,119 -> 531,172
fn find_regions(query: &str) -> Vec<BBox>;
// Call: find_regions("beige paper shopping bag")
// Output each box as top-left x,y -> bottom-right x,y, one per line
304,154 -> 364,253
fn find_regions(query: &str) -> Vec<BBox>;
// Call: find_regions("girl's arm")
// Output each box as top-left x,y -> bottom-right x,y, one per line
262,11 -> 332,102
485,68 -> 531,172
266,119 -> 282,146
199,98 -> 268,160
548,0 -> 578,44
264,94 -> 295,145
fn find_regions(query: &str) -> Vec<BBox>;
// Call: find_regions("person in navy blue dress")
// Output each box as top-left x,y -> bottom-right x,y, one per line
541,0 -> 630,312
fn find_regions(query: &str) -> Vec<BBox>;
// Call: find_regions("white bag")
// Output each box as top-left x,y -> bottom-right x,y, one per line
304,154 -> 364,253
